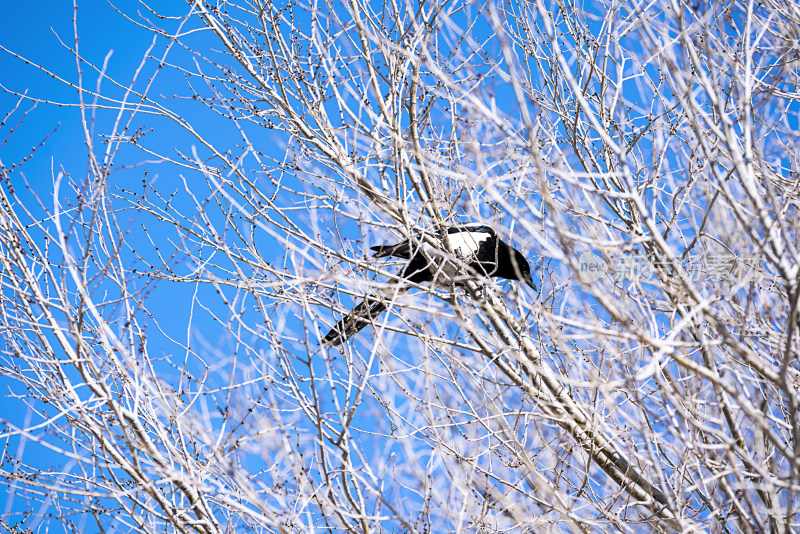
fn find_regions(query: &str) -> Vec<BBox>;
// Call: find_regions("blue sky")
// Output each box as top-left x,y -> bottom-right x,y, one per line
2,1 -> 146,176
0,4 -> 214,529
2,0 -> 792,531
0,3 -> 556,528
0,3 -> 448,530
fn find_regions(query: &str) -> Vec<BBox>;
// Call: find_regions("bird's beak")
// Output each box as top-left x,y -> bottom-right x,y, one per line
523,273 -> 537,291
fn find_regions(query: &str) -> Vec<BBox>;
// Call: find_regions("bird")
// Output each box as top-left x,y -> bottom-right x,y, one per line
321,223 -> 535,346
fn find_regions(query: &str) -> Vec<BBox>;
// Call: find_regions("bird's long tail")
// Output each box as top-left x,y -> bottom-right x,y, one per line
321,294 -> 390,346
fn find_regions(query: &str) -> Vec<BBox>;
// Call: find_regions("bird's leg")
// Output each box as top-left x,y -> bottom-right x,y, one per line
473,285 -> 486,301
464,279 -> 488,302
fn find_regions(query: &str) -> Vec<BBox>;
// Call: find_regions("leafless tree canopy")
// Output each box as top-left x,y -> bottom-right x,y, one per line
2,0 -> 800,531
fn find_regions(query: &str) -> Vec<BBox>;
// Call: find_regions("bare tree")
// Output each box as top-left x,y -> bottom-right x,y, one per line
2,0 -> 800,531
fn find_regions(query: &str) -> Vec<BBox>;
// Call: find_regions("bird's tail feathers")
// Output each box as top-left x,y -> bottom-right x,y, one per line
321,295 -> 390,346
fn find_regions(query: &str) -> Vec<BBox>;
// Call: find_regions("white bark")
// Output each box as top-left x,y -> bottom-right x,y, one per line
1,0 -> 799,531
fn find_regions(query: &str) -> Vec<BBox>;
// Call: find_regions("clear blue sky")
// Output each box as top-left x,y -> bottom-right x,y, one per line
1,4 -> 433,530
1,4 -> 211,529
5,1 -> 775,530
2,1 -> 153,179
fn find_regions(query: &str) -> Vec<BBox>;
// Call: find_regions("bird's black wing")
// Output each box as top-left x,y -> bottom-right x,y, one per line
370,241 -> 412,259
470,235 -> 503,276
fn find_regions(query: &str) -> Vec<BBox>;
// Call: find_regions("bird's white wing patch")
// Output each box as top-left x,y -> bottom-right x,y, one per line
446,231 -> 492,258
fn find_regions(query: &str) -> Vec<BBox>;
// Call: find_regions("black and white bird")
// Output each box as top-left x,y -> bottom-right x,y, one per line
321,224 -> 535,346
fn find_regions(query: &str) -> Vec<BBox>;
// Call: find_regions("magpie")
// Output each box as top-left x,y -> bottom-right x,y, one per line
321,224 -> 535,346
